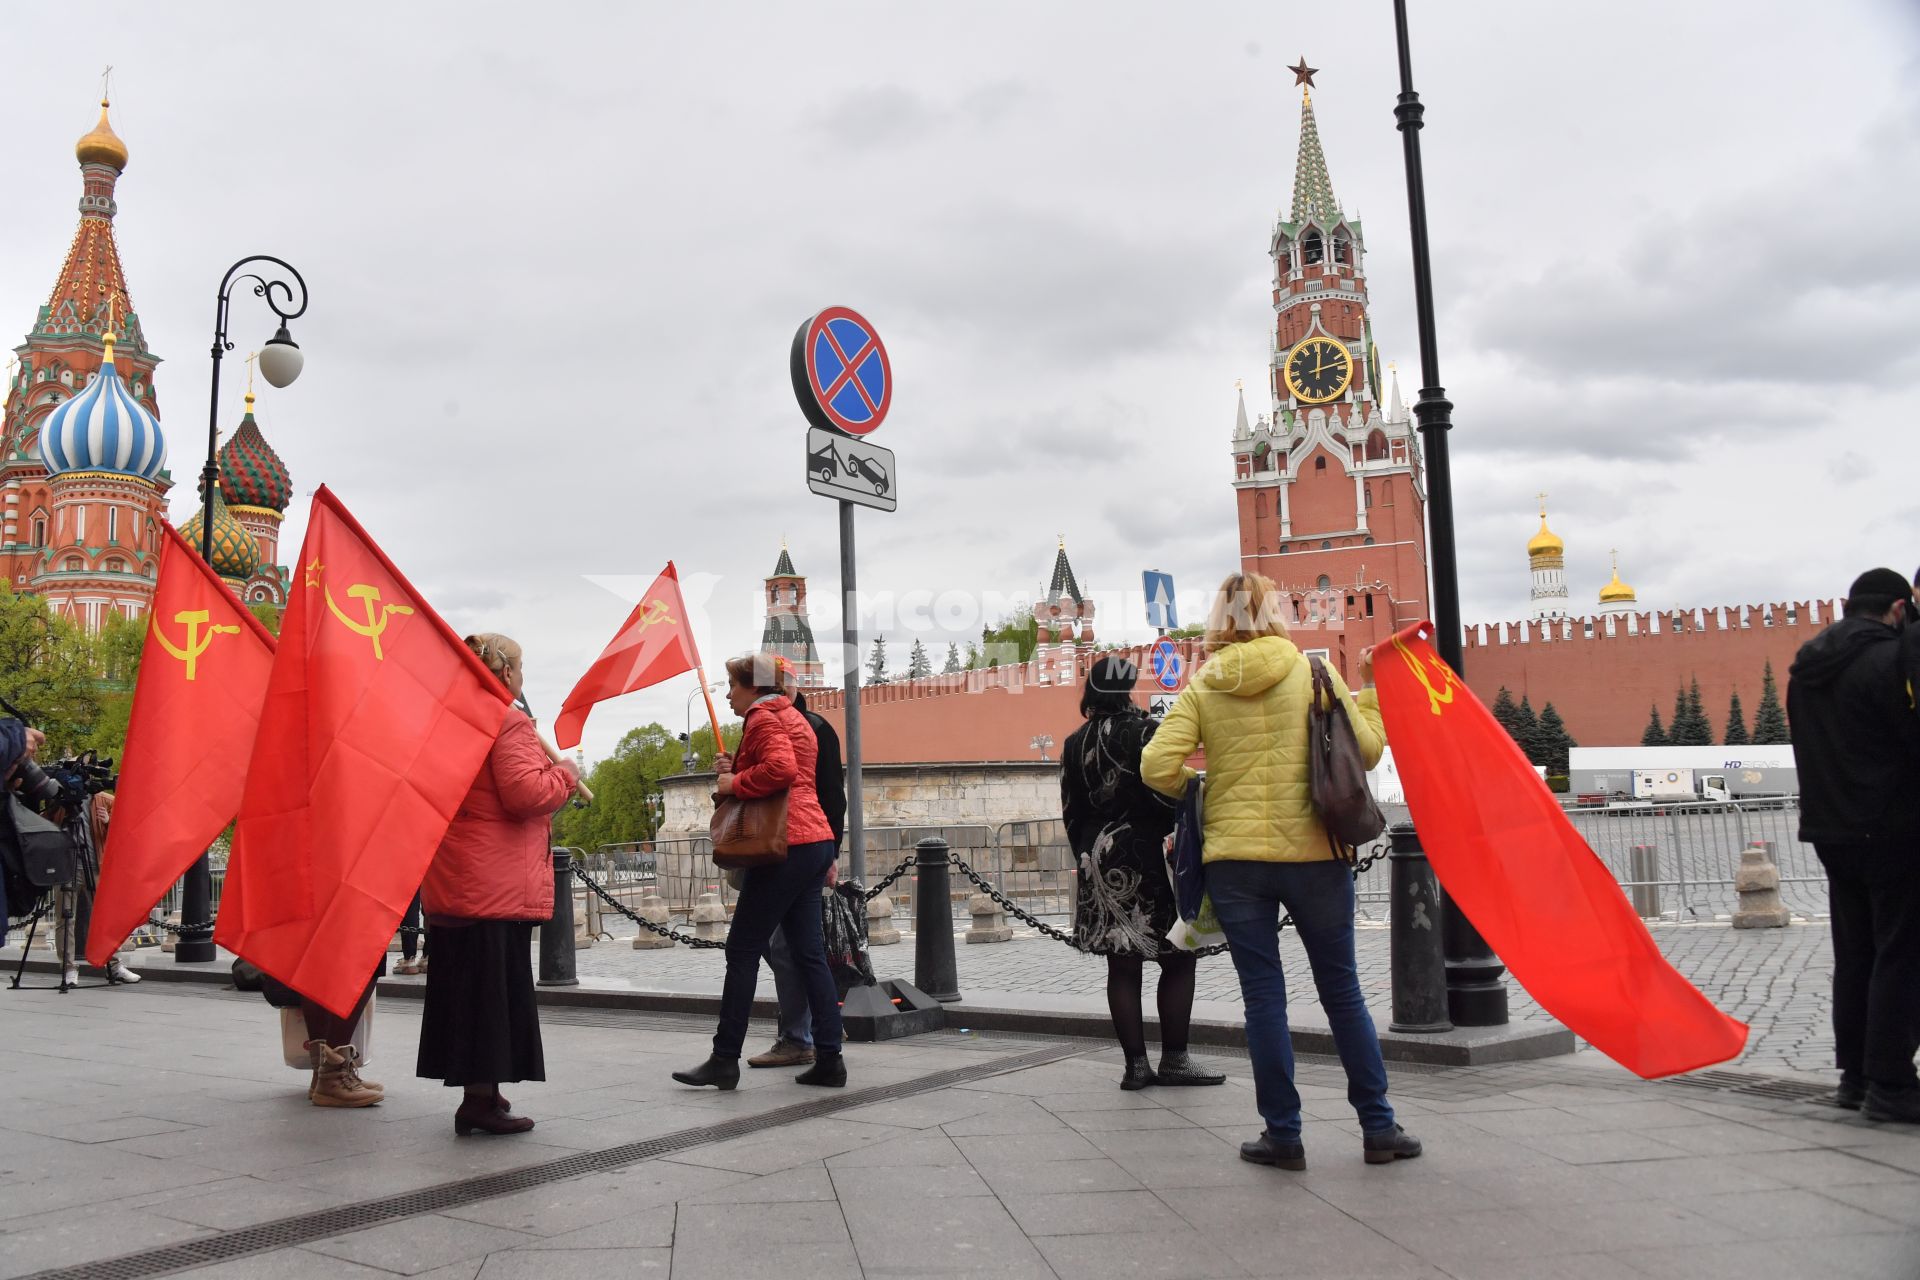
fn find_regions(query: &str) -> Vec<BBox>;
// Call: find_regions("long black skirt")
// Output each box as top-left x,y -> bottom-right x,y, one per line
415,920 -> 545,1087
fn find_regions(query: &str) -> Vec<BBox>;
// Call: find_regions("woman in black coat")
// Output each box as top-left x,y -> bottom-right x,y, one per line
1061,656 -> 1224,1091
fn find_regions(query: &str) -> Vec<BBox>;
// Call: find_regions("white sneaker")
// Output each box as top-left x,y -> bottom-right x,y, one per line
61,967 -> 80,987
107,958 -> 141,984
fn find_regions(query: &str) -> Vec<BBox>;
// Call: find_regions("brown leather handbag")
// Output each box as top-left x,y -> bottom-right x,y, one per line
711,790 -> 789,869
1306,656 -> 1386,861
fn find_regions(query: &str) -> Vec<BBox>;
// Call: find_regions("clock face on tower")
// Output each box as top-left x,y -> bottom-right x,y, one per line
1283,336 -> 1354,404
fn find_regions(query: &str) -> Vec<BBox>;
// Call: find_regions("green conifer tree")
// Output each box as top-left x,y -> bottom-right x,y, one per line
908,640 -> 932,680
864,637 -> 889,685
1537,702 -> 1575,774
1752,660 -> 1789,743
1515,694 -> 1545,766
1641,704 -> 1668,747
941,643 -> 962,675
1723,690 -> 1750,746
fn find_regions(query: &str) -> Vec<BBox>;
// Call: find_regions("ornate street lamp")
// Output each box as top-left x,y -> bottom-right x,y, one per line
176,255 -> 309,964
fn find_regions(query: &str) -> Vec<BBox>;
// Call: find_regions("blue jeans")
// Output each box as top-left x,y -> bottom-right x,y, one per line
715,840 -> 842,1058
764,926 -> 813,1047
1205,858 -> 1395,1141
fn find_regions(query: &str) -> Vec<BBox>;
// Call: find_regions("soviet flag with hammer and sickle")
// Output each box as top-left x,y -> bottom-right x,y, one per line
86,521 -> 278,966
216,486 -> 510,1017
553,562 -> 703,750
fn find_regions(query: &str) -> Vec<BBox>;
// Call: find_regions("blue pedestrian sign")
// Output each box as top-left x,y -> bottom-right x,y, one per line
1143,570 -> 1177,631
791,306 -> 892,437
1150,638 -> 1183,691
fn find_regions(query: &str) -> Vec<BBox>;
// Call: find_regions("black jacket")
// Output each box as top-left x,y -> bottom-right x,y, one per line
791,692 -> 847,848
1788,617 -> 1920,847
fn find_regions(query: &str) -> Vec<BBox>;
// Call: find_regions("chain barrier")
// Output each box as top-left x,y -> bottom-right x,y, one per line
561,837 -> 1388,963
569,863 -> 726,950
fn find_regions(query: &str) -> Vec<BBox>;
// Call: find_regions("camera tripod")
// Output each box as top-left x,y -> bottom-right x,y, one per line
8,798 -> 116,993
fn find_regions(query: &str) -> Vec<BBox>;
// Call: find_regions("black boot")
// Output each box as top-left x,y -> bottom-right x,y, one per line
1864,1083 -> 1920,1124
1155,1049 -> 1226,1087
1120,1054 -> 1157,1091
795,1051 -> 846,1088
1832,1073 -> 1866,1111
672,1055 -> 740,1090
1239,1133 -> 1306,1171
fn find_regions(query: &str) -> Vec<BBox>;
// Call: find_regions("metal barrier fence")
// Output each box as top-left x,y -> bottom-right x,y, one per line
1564,798 -> 1824,919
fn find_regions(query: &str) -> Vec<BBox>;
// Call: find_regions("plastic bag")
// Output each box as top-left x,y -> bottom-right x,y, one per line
823,881 -> 876,994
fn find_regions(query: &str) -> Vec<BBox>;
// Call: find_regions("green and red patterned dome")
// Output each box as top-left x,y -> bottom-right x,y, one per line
218,392 -> 291,513
180,486 -> 260,585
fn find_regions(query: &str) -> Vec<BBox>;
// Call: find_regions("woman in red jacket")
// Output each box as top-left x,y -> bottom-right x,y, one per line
416,633 -> 581,1135
674,654 -> 845,1091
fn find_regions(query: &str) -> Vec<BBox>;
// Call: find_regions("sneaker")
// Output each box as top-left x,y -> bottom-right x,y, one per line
1864,1084 -> 1920,1125
1239,1133 -> 1306,1171
748,1038 -> 816,1068
61,966 -> 80,987
106,957 -> 141,985
1363,1125 -> 1424,1164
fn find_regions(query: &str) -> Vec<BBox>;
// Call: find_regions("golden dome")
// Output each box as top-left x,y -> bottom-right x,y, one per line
76,99 -> 128,170
1526,513 -> 1563,559
1599,551 -> 1636,604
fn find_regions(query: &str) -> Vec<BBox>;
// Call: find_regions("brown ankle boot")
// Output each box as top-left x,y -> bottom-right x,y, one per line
455,1094 -> 533,1135
306,1042 -> 382,1108
335,1045 -> 383,1096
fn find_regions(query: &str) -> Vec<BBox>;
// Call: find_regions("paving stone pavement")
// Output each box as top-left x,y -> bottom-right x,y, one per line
567,919 -> 1840,1080
1,981 -> 1915,1280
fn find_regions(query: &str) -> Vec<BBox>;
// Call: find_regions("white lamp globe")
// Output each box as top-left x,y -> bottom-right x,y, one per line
258,326 -> 304,388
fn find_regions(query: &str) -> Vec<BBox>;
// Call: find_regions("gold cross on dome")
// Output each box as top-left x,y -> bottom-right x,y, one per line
245,351 -> 258,395
1536,491 -> 1549,517
101,65 -> 113,103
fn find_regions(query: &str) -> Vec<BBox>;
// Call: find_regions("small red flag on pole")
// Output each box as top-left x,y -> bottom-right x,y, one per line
86,523 -> 277,967
215,487 -> 510,1018
554,562 -> 719,750
1373,621 -> 1748,1078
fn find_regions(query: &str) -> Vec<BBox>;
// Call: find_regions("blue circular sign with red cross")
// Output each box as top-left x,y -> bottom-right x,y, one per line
790,306 -> 892,437
1151,638 -> 1183,690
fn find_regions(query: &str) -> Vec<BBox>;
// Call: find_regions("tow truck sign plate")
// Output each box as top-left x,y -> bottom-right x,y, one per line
806,427 -> 897,512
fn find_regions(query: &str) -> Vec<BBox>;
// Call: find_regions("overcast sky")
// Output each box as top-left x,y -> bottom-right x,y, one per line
5,2 -> 1916,761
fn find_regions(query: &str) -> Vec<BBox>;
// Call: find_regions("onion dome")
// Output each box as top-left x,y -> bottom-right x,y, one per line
76,98 -> 128,170
219,392 -> 292,512
1527,501 -> 1563,560
1599,552 -> 1636,604
38,332 -> 166,480
179,487 -> 259,584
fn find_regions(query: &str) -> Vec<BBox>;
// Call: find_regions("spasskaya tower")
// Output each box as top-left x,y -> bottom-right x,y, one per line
1228,62 -> 1430,679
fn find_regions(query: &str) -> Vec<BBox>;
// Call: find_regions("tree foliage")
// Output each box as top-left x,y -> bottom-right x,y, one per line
1723,690 -> 1750,746
0,590 -> 101,754
1751,660 -> 1789,744
865,637 -> 889,685
908,640 -> 931,680
1514,694 -> 1543,763
979,612 -> 1038,667
550,719 -> 741,850
1668,677 -> 1713,746
1641,703 -> 1668,747
941,643 -> 961,675
1535,702 -> 1575,774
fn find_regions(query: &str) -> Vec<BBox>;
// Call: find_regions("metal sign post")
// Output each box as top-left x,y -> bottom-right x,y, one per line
792,306 -> 894,883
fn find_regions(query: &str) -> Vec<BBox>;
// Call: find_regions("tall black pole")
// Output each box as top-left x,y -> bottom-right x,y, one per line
177,256 -> 308,964
1392,3 -> 1507,1025
840,499 -> 865,882
1392,0 -> 1461,673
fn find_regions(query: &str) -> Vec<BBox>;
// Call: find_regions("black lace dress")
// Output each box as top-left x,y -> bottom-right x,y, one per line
1061,708 -> 1179,957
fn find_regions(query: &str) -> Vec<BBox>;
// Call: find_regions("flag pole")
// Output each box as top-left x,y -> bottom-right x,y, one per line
694,664 -> 726,750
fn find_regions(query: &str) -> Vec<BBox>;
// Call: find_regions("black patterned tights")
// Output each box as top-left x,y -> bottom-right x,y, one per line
1105,950 -> 1198,1060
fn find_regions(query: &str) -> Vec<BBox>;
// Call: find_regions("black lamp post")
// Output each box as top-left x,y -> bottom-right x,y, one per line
1392,1 -> 1507,1025
175,255 -> 308,964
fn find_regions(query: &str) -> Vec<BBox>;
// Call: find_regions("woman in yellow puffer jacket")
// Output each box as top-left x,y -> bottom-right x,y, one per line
1142,572 -> 1420,1173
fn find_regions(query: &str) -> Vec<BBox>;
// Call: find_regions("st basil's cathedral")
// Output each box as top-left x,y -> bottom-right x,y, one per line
1,94 -> 293,630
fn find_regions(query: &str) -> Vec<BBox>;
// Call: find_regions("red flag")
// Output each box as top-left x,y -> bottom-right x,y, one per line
214,487 -> 509,1017
86,524 -> 278,966
554,562 -> 703,749
1374,622 -> 1748,1078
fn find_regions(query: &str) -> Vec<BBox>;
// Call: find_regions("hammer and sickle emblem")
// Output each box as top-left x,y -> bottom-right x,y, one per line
153,609 -> 239,681
633,598 -> 676,631
1392,635 -> 1463,717
324,583 -> 416,660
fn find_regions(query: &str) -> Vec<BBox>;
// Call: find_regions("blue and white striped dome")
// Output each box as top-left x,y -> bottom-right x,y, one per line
37,332 -> 166,481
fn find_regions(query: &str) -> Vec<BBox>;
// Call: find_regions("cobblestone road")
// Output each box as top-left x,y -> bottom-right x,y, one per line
567,916 -> 1838,1081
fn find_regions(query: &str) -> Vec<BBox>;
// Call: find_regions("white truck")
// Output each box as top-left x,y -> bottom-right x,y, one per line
1568,746 -> 1797,805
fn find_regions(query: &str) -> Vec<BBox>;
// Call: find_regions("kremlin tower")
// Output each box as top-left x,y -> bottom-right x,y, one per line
1,95 -> 170,629
1031,539 -> 1093,685
760,543 -> 825,689
216,379 -> 294,606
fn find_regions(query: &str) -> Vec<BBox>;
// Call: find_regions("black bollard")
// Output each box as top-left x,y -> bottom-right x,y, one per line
537,847 -> 579,988
913,837 -> 960,1003
1387,823 -> 1451,1033
1439,885 -> 1508,1026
